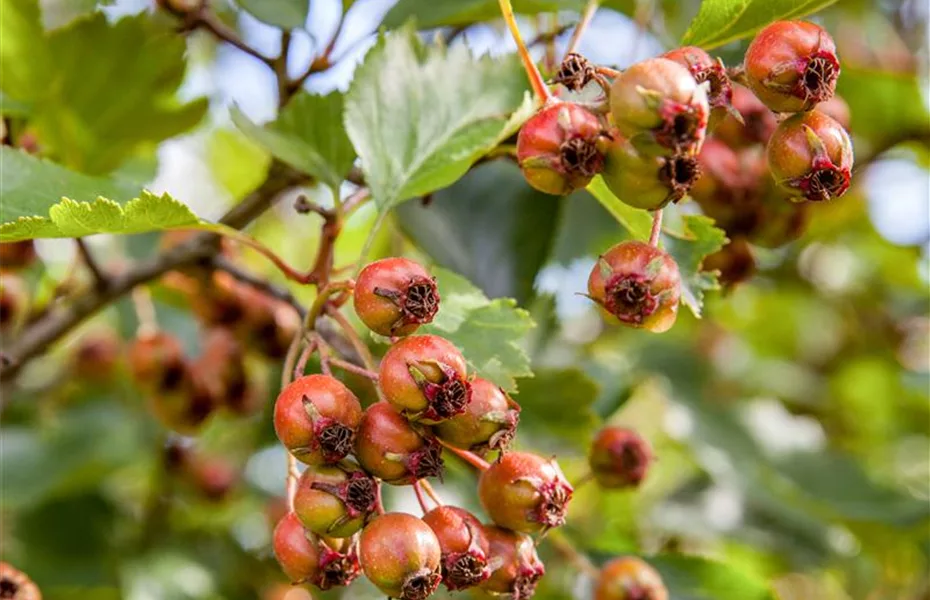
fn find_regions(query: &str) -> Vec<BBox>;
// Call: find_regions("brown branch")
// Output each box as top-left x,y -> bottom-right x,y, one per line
75,238 -> 108,291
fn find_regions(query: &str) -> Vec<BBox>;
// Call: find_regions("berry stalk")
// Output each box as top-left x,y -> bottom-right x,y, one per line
564,0 -> 600,58
497,0 -> 553,103
437,438 -> 491,471
649,210 -> 664,247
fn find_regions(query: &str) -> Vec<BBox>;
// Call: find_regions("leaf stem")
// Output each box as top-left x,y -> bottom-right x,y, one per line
565,0 -> 600,58
497,0 -> 553,103
437,438 -> 490,471
649,209 -> 664,246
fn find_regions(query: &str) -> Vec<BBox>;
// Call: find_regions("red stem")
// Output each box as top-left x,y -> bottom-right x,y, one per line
412,480 -> 431,514
328,357 -> 379,380
421,480 -> 443,507
497,0 -> 553,103
437,438 -> 490,471
649,209 -> 664,246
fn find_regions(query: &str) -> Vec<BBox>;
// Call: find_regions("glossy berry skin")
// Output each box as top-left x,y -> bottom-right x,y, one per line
294,465 -> 377,538
662,46 -> 733,127
354,402 -> 444,484
602,134 -> 701,211
587,242 -> 681,333
0,240 -> 37,270
517,102 -> 607,195
594,557 -> 668,600
589,427 -> 653,489
359,513 -> 442,600
354,258 -> 439,337
713,84 -> 778,148
434,377 -> 520,454
379,335 -> 470,423
766,110 -> 853,202
481,526 -> 545,600
478,451 -> 573,534
273,512 -> 360,589
702,237 -> 756,290
609,58 -> 709,155
274,374 -> 363,465
745,20 -> 840,113
422,506 -> 491,590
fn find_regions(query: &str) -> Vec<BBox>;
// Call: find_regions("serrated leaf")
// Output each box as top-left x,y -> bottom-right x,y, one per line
662,214 -> 727,318
681,0 -> 838,50
345,25 -> 534,210
232,91 -> 355,190
513,368 -> 600,447
421,268 -> 534,392
649,555 -> 776,600
586,176 -> 654,241
382,0 -> 583,29
0,4 -> 207,174
235,0 -> 308,30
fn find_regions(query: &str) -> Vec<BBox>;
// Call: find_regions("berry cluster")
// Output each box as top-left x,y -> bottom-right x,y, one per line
272,257 -> 571,599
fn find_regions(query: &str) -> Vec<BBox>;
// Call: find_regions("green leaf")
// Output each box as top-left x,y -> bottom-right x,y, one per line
421,268 -> 534,392
39,0 -> 113,30
207,127 -> 272,199
0,5 -> 207,174
232,91 -> 355,190
382,0 -> 583,29
586,176 -> 654,241
662,214 -> 727,318
235,0 -> 308,30
344,25 -> 534,209
396,161 -> 561,303
681,0 -> 838,49
837,67 -> 930,149
513,368 -> 600,447
649,555 -> 776,600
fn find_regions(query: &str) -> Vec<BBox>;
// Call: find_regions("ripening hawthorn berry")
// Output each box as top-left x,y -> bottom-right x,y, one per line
587,242 -> 681,333
478,451 -> 573,534
148,368 -> 217,435
359,513 -> 443,600
72,330 -> 122,382
701,237 -> 756,289
354,402 -> 445,484
662,46 -> 733,127
434,377 -> 520,455
713,84 -> 778,148
744,20 -> 840,113
129,332 -> 188,394
481,526 -> 545,600
354,257 -> 439,337
594,557 -> 668,600
294,465 -> 377,537
689,140 -> 769,237
196,328 -> 256,414
0,273 -> 27,335
609,58 -> 709,155
602,134 -> 701,211
378,334 -> 471,423
517,102 -> 608,195
274,374 -> 362,466
766,110 -> 853,203
422,506 -> 491,591
0,562 -> 41,600
0,241 -> 37,270
589,427 -> 653,489
273,512 -> 360,589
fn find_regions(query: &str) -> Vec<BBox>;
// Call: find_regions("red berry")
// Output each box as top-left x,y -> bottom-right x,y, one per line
517,102 -> 608,195
609,58 -> 709,155
745,20 -> 840,113
196,328 -> 255,415
602,134 -> 701,210
0,562 -> 41,600
129,332 -> 188,393
589,427 -> 653,489
422,506 -> 491,590
662,46 -> 733,127
354,402 -> 444,484
477,451 -> 572,534
359,513 -> 442,600
481,526 -> 545,600
0,273 -> 28,335
587,242 -> 681,333
354,258 -> 440,337
594,557 -> 668,600
0,241 -> 37,270
273,512 -> 360,589
713,84 -> 778,148
701,237 -> 756,290
378,335 -> 470,423
766,110 -> 853,202
689,140 -> 767,236
434,377 -> 520,454
274,374 -> 362,465
293,465 -> 377,537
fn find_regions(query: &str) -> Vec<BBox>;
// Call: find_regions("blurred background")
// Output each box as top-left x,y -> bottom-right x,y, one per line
1,1 -> 928,599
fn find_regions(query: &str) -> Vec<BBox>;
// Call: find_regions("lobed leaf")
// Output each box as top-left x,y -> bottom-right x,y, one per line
662,214 -> 727,318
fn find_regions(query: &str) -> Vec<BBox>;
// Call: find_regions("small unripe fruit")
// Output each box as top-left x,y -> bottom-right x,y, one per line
714,84 -> 778,148
478,451 -> 572,534
594,557 -> 668,600
587,242 -> 681,333
360,513 -> 442,600
766,110 -> 853,202
609,58 -> 709,155
0,241 -> 37,270
602,135 -> 701,210
0,273 -> 28,335
662,46 -> 733,127
146,369 -> 217,435
701,237 -> 756,289
379,335 -> 470,423
294,466 -> 377,537
745,20 -> 840,113
0,562 -> 41,600
517,102 -> 608,195
422,506 -> 491,590
354,258 -> 440,337
589,427 -> 653,489
274,374 -> 362,465
273,512 -> 360,589
434,377 -> 520,454
354,402 -> 444,484
481,526 -> 545,600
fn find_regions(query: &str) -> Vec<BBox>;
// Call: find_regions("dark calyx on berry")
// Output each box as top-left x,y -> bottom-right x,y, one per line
406,437 -> 446,480
659,155 -> 701,200
553,52 -> 597,92
445,552 -> 488,590
318,545 -> 361,590
534,478 -> 573,528
411,361 -> 472,422
656,103 -> 704,151
375,277 -> 439,329
799,51 -> 840,103
605,274 -> 657,324
401,569 -> 443,600
560,136 -> 604,179
312,471 -> 378,518
310,407 -> 356,463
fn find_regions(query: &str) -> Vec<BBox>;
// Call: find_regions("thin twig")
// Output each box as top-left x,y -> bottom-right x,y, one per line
212,256 -> 306,319
195,11 -> 275,67
328,357 -> 378,380
75,239 -> 107,290
649,209 -> 664,246
564,0 -> 599,58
